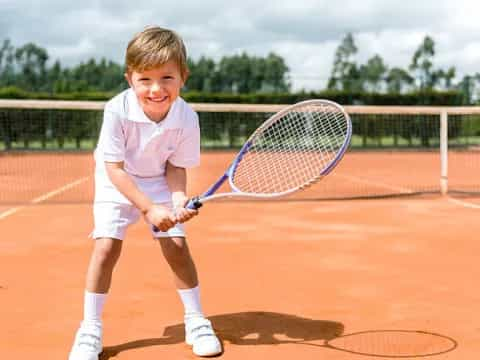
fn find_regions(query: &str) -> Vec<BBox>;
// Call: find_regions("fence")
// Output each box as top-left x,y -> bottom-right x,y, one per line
0,99 -> 479,204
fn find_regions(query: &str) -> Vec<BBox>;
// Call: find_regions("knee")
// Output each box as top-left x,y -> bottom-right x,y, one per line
93,239 -> 122,268
162,238 -> 190,267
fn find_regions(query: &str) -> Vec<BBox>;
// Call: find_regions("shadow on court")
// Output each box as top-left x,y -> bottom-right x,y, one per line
100,311 -> 344,359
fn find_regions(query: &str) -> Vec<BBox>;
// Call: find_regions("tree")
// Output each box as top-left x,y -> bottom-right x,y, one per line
0,39 -> 15,87
14,42 -> 49,91
436,67 -> 456,90
360,54 -> 387,92
48,60 -> 63,93
186,56 -> 216,92
409,36 -> 436,90
203,52 -> 289,93
98,59 -> 125,92
328,33 -> 359,91
385,67 -> 414,93
457,74 -> 480,104
262,52 -> 290,93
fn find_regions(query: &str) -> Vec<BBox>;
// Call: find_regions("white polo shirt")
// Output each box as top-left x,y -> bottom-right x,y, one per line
94,88 -> 200,204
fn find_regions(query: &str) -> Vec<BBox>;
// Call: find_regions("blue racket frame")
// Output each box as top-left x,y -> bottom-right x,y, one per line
152,99 -> 352,232
186,100 -> 352,209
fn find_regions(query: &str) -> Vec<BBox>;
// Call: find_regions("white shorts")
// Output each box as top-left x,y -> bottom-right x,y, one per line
91,202 -> 186,240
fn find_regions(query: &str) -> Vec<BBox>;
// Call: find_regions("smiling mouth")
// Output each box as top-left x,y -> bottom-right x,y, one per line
148,96 -> 168,103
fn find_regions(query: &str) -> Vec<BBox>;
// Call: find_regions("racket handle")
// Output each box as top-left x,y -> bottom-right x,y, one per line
186,196 -> 203,210
152,197 -> 203,232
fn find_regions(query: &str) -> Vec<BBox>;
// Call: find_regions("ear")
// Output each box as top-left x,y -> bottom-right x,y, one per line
182,69 -> 190,85
124,72 -> 133,87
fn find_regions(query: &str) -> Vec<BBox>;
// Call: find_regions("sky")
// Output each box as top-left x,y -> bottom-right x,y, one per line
1,0 -> 479,90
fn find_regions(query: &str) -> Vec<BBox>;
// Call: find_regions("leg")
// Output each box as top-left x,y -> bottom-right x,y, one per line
70,199 -> 137,360
69,238 -> 122,360
157,236 -> 222,357
86,237 -> 123,293
157,236 -> 198,289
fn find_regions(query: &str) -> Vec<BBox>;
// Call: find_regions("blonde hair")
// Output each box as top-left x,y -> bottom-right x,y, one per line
125,26 -> 188,79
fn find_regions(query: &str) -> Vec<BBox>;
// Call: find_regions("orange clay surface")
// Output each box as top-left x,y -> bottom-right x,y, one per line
0,152 -> 480,359
0,150 -> 479,203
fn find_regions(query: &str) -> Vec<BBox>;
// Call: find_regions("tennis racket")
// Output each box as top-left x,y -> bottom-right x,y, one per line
154,99 -> 352,231
187,98 -> 352,206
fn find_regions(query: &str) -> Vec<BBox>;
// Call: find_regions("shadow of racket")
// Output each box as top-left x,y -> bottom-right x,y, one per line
100,312 -> 457,359
288,329 -> 457,358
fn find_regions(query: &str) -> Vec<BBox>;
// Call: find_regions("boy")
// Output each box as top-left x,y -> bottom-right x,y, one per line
69,26 -> 222,359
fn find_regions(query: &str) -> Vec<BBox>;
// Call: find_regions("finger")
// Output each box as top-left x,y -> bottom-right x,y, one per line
187,209 -> 198,216
176,213 -> 187,223
157,221 -> 172,231
162,221 -> 173,229
175,209 -> 187,219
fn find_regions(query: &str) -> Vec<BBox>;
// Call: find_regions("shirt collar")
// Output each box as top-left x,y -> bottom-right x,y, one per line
126,88 -> 181,128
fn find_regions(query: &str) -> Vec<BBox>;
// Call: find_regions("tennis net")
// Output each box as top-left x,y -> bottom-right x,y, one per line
0,100 -> 479,204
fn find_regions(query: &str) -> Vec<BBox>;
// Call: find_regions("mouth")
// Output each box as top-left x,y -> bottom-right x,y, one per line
147,96 -> 168,103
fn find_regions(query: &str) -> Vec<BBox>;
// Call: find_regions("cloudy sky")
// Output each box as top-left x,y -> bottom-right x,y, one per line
1,0 -> 479,90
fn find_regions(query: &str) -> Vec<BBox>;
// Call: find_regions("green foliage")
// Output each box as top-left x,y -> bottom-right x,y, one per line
0,108 -> 102,150
185,89 -> 463,106
0,38 -> 289,97
185,52 -> 290,93
328,33 -> 359,91
409,37 -> 458,92
1,35 -> 478,153
0,86 -> 30,98
0,86 -> 464,105
0,39 -> 127,95
385,68 -> 414,93
0,35 -> 479,105
360,55 -> 388,92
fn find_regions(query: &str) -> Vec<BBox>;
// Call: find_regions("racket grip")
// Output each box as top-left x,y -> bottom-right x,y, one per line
152,197 -> 203,232
186,196 -> 203,210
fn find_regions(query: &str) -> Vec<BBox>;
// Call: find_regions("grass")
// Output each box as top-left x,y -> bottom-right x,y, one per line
1,135 -> 479,152
0,139 -> 97,151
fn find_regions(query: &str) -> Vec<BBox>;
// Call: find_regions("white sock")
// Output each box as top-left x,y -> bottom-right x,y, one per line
177,285 -> 204,322
83,291 -> 107,325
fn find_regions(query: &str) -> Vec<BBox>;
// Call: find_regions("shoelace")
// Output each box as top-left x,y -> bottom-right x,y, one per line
77,333 -> 101,351
189,323 -> 215,340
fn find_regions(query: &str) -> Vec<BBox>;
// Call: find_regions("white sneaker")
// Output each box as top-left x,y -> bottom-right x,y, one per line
185,317 -> 222,357
68,321 -> 103,360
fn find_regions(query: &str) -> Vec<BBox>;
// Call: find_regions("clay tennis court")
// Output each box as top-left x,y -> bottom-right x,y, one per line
0,151 -> 479,359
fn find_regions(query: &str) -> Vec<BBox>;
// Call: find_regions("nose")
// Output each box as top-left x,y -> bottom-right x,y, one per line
151,81 -> 162,93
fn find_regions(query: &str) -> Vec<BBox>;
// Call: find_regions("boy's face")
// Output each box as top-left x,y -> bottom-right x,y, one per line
126,60 -> 186,122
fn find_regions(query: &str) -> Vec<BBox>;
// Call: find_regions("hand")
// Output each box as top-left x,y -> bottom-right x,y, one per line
144,204 -> 177,232
172,193 -> 198,223
175,205 -> 198,223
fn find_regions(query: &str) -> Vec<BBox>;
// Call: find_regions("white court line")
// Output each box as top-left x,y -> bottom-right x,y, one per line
0,206 -> 25,220
336,174 -> 416,194
446,196 -> 480,209
0,176 -> 90,220
30,176 -> 90,204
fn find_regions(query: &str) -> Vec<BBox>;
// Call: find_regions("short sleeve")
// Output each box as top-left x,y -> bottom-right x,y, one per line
98,110 -> 126,162
168,126 -> 200,168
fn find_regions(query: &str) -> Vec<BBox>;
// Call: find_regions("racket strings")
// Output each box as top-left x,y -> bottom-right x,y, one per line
232,103 -> 349,194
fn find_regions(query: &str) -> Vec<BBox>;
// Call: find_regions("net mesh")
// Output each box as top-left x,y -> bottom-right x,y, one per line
0,100 -> 479,204
231,102 -> 350,194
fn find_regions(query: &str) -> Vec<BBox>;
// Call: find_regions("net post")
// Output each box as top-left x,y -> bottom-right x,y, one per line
440,110 -> 448,195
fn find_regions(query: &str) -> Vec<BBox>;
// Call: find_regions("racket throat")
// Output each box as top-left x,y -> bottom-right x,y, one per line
186,196 -> 203,210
